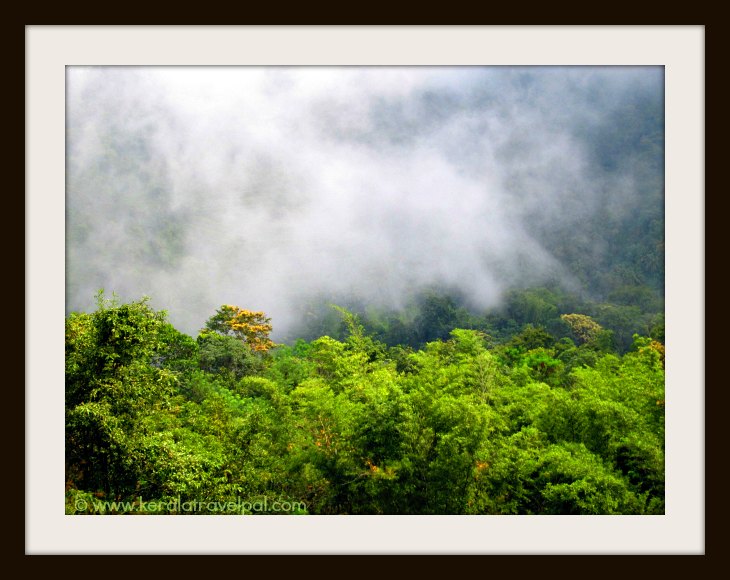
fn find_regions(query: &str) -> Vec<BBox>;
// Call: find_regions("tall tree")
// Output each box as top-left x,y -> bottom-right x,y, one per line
203,304 -> 275,353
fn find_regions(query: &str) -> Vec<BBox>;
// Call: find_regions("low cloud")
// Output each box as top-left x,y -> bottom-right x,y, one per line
66,66 -> 663,338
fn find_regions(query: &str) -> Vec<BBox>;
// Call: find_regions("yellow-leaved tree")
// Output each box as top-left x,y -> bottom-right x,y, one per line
203,304 -> 275,353
560,313 -> 603,344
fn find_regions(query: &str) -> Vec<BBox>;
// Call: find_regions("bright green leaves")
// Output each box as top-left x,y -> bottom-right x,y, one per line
65,293 -> 173,410
308,336 -> 368,388
535,444 -> 642,515
471,430 -> 642,515
137,428 -> 227,499
66,294 -> 664,515
65,294 -> 183,503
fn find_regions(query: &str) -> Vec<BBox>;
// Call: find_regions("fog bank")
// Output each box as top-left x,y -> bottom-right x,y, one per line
66,66 -> 664,338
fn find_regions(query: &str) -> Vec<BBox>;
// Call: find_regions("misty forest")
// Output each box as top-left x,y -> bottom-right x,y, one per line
65,67 -> 665,515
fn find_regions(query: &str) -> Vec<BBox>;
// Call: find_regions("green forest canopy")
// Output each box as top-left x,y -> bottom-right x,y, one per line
66,289 -> 664,515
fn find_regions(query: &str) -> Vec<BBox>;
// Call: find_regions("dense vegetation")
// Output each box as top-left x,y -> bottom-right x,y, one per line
65,68 -> 666,516
66,288 -> 664,515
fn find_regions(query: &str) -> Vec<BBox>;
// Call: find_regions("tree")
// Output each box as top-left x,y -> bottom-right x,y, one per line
203,304 -> 275,353
197,332 -> 263,381
560,313 -> 603,345
65,292 -> 177,501
65,291 -> 173,412
505,287 -> 561,327
413,292 -> 472,344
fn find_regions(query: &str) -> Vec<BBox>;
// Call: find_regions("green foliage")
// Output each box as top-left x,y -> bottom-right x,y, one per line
591,303 -> 653,353
414,293 -> 462,342
203,304 -> 275,353
505,287 -> 561,327
197,332 -> 264,382
560,313 -> 603,345
66,292 -> 172,410
66,292 -> 664,515
154,323 -> 198,373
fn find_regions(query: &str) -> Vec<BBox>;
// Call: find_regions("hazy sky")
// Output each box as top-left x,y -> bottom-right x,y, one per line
66,66 -> 663,338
